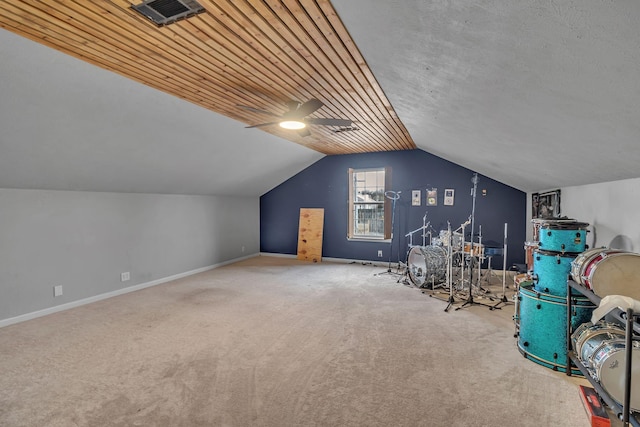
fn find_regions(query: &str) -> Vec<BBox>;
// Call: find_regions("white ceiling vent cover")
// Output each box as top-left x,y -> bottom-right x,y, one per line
131,0 -> 205,26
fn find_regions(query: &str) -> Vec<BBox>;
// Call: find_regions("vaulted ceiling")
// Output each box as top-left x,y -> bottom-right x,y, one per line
1,0 -> 413,155
2,1 -> 640,196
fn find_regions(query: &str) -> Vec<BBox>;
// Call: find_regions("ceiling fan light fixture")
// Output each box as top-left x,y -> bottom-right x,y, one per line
279,120 -> 306,130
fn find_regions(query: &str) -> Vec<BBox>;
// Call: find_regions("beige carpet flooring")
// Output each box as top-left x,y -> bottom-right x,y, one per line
0,256 -> 598,426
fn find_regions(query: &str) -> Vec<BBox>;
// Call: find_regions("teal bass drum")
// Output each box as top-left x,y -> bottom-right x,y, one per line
516,282 -> 595,374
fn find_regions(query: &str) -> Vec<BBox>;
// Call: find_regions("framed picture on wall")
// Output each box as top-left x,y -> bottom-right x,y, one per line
412,190 -> 421,206
532,189 -> 561,219
426,188 -> 437,206
444,189 -> 455,206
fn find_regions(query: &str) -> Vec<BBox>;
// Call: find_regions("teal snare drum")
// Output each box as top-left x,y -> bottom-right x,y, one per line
516,282 -> 595,374
537,220 -> 589,253
532,250 -> 576,296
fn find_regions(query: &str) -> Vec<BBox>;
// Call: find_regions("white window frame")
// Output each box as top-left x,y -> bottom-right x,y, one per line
347,167 -> 392,241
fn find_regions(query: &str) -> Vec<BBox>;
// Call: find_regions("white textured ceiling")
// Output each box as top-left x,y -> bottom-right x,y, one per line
334,0 -> 640,192
2,1 -> 640,196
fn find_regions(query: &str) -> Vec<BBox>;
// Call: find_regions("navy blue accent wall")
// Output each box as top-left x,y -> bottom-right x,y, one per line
261,149 -> 526,267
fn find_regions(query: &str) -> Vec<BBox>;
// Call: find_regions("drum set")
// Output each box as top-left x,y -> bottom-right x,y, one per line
514,217 -> 640,413
402,216 -> 506,311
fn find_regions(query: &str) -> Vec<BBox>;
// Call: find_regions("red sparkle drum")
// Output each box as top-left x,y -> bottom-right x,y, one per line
571,248 -> 640,299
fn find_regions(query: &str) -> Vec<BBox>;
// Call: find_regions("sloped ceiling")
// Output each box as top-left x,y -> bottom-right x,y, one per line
333,0 -> 640,192
2,1 -> 640,196
0,0 -> 413,154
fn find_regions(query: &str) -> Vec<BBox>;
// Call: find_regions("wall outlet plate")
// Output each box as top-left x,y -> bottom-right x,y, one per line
53,285 -> 63,297
121,272 -> 130,282
378,250 -> 383,257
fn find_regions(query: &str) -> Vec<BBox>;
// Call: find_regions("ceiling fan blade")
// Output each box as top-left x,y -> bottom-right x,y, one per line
237,105 -> 280,117
305,118 -> 353,127
293,99 -> 324,118
297,128 -> 311,137
245,122 -> 279,128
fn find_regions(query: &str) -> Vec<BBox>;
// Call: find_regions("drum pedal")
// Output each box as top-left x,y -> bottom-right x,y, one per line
578,386 -> 610,427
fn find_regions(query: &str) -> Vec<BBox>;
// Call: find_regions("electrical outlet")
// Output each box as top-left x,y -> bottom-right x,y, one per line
121,272 -> 130,282
241,246 -> 245,253
378,250 -> 383,257
53,285 -> 63,297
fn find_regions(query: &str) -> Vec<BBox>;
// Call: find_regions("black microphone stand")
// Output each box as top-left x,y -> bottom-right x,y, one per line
375,190 -> 402,277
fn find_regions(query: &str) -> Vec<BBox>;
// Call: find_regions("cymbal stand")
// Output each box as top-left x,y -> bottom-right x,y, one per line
403,218 -> 432,286
476,225 -> 484,289
455,218 -> 470,291
404,218 -> 431,249
457,173 -> 493,311
491,222 -> 513,310
426,221 -> 455,306
422,212 -> 429,246
475,226 -> 493,297
443,222 -> 462,312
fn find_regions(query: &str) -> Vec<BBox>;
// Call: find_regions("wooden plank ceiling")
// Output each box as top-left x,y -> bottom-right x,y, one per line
0,0 -> 415,155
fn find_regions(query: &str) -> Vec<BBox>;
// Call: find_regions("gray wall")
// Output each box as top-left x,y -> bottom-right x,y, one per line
0,189 -> 259,324
526,177 -> 640,252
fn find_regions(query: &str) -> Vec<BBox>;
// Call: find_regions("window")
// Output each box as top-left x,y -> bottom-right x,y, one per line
348,167 -> 391,240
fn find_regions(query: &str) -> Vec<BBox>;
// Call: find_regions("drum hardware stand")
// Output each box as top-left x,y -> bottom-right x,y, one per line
456,173 -> 493,311
480,255 -> 494,285
375,190 -> 402,277
451,218 -> 471,291
474,225 -> 493,295
491,223 -> 513,310
403,215 -> 434,286
396,250 -> 412,285
430,222 -> 462,312
421,212 -> 429,246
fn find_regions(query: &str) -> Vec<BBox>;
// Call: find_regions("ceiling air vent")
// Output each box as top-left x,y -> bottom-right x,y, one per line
131,0 -> 205,26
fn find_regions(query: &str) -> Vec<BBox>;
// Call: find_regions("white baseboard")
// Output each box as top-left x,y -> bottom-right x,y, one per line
259,252 -> 388,266
259,252 -> 297,258
0,253 -> 258,328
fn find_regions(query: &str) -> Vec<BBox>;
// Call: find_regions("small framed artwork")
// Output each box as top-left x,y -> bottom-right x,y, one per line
532,189 -> 560,219
426,188 -> 438,206
411,190 -> 421,206
444,189 -> 455,206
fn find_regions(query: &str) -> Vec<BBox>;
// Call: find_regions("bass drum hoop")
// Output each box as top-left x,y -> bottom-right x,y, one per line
587,252 -> 640,298
571,248 -> 608,287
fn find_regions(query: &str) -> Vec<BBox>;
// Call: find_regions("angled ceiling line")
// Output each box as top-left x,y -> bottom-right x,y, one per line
254,0 -> 398,151
238,0 -> 397,151
318,0 -> 415,146
293,0 -> 411,148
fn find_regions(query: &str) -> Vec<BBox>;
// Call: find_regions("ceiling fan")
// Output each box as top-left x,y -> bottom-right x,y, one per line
238,99 -> 352,137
